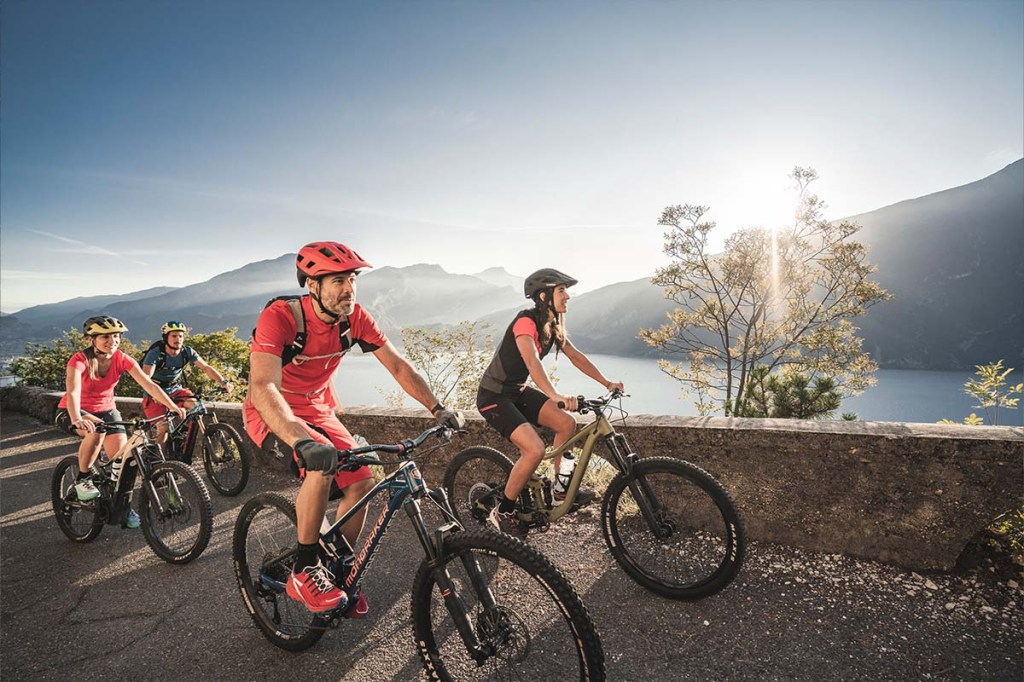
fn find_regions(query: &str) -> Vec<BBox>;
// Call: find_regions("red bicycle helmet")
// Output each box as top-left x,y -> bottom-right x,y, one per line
295,241 -> 372,286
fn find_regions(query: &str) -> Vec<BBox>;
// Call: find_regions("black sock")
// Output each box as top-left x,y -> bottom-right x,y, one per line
76,471 -> 91,481
295,542 -> 319,572
498,495 -> 516,514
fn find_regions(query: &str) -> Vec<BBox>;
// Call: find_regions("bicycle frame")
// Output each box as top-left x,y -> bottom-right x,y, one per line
318,458 -> 437,595
520,407 -> 623,523
518,395 -> 672,540
86,416 -> 180,524
260,432 -> 499,662
164,401 -> 210,461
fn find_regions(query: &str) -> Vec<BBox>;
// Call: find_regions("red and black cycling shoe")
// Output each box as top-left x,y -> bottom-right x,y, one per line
286,562 -> 348,613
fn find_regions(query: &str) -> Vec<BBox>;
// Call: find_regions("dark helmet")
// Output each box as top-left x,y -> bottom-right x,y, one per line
83,316 -> 128,336
524,268 -> 578,299
295,241 -> 372,287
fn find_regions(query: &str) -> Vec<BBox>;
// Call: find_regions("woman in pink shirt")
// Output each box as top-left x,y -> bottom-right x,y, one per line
56,316 -> 185,527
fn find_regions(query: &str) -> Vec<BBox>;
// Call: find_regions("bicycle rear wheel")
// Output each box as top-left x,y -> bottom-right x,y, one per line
411,529 -> 605,681
443,446 -> 514,526
232,493 -> 327,651
601,456 -> 745,600
202,422 -> 251,497
140,460 -> 213,564
50,455 -> 103,542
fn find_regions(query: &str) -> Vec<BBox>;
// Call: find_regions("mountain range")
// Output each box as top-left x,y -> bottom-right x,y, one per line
2,160 -> 1021,370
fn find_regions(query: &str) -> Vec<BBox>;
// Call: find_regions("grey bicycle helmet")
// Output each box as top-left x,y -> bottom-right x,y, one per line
524,268 -> 578,299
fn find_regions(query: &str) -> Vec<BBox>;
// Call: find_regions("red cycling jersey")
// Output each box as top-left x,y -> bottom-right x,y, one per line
57,349 -> 137,413
244,296 -> 387,447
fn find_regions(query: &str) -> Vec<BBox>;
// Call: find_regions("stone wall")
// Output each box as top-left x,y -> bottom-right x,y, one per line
5,385 -> 1021,571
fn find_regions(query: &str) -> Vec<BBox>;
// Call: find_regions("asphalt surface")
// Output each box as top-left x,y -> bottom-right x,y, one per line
1,410 -> 1021,681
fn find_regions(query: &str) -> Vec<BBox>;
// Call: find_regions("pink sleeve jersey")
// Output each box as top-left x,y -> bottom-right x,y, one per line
57,349 -> 137,413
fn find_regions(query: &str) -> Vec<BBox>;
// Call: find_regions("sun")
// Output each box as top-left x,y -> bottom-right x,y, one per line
719,163 -> 799,232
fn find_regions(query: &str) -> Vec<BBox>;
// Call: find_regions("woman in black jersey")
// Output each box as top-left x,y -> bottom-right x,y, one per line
477,268 -> 624,536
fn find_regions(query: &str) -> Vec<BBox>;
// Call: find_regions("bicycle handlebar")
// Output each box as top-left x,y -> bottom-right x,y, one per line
557,388 -> 628,413
93,412 -> 173,433
336,423 -> 457,471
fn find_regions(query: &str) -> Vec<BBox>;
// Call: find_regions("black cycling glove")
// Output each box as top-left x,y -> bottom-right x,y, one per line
293,438 -> 338,475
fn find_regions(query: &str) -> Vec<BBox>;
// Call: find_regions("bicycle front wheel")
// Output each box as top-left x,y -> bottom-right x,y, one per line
443,446 -> 514,527
411,529 -> 605,681
232,493 -> 327,651
202,422 -> 251,497
140,460 -> 213,564
51,455 -> 103,543
601,456 -> 745,600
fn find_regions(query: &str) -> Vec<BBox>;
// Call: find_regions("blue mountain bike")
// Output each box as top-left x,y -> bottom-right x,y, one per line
232,423 -> 605,680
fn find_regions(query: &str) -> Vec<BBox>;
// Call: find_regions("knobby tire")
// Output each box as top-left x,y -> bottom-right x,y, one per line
51,455 -> 103,543
411,528 -> 605,681
232,492 -> 327,651
140,460 -> 213,564
443,446 -> 515,526
202,422 -> 251,497
601,456 -> 745,600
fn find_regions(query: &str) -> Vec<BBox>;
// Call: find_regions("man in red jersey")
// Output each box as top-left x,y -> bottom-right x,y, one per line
246,241 -> 461,614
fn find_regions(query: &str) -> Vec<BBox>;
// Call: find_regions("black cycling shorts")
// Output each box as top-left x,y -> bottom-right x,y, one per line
54,408 -> 127,435
476,386 -> 551,440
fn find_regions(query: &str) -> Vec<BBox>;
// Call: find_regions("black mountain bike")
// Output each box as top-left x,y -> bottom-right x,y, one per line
163,391 -> 250,497
51,414 -> 214,564
233,423 -> 605,680
445,390 -> 746,600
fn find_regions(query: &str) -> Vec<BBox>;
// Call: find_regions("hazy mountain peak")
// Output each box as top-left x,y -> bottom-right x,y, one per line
471,266 -> 523,290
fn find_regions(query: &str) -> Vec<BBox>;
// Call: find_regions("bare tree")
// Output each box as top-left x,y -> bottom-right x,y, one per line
381,321 -> 494,410
640,167 -> 890,416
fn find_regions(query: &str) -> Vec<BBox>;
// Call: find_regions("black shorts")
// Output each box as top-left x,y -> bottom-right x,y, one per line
54,408 -> 127,435
476,386 -> 551,440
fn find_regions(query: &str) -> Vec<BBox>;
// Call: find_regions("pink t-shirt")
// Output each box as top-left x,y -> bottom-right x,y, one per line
57,349 -> 138,412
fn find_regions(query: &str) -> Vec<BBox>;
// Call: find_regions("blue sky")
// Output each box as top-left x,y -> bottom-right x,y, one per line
2,0 -> 1022,313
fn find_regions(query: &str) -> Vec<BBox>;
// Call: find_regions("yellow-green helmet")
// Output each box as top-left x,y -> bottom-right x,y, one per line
161,320 -> 188,336
83,316 -> 128,336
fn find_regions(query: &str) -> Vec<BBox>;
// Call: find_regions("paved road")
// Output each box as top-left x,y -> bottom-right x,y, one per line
1,411 -> 1020,681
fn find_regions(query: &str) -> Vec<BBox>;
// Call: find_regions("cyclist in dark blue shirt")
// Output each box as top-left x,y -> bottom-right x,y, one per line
141,321 -> 230,446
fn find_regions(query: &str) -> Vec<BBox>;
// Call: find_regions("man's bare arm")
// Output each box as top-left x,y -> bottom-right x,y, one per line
249,351 -> 311,447
372,341 -> 442,411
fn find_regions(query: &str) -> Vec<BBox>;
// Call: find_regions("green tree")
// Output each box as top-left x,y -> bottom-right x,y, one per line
640,167 -> 890,416
381,321 -> 493,410
939,360 -> 1022,426
735,365 -> 842,419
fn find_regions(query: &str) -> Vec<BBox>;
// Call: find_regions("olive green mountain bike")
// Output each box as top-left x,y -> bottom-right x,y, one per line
444,390 -> 746,600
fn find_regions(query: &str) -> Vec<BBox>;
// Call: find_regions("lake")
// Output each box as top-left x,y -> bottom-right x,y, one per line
335,353 -> 1024,426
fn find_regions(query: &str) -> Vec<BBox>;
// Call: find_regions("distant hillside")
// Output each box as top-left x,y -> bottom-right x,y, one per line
850,159 -> 1024,369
